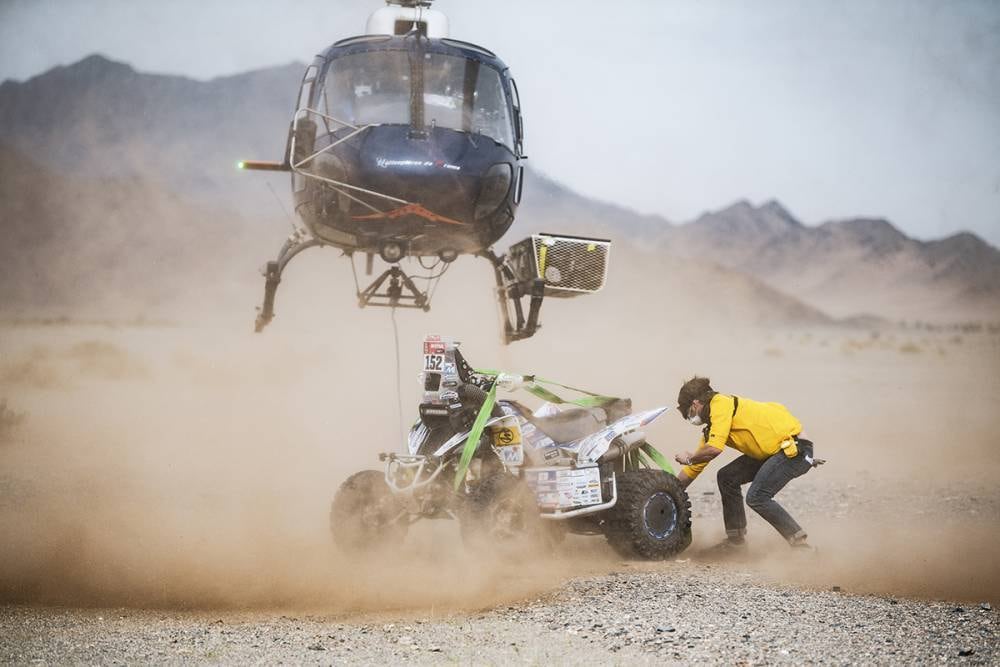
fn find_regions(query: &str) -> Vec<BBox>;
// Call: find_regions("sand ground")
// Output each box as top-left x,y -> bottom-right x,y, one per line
1,312 -> 998,663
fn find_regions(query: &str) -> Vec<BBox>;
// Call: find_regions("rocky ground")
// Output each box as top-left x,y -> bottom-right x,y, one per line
2,562 -> 996,665
3,479 -> 997,666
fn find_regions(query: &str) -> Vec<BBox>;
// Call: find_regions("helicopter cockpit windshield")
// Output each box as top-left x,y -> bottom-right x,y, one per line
323,50 -> 515,151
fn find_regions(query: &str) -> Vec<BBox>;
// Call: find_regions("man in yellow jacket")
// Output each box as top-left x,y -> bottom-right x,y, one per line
673,377 -> 818,552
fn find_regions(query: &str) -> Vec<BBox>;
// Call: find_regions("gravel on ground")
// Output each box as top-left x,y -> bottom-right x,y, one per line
3,560 -> 997,666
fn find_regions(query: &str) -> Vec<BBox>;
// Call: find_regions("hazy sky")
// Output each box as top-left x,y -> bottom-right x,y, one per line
2,0 -> 998,245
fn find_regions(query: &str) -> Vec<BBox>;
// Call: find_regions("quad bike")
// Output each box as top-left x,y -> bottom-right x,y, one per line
330,335 -> 692,559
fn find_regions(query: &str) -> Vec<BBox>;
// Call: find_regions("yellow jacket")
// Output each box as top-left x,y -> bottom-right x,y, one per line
682,394 -> 802,480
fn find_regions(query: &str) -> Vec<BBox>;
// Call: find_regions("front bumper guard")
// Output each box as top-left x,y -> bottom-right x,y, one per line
380,452 -> 447,495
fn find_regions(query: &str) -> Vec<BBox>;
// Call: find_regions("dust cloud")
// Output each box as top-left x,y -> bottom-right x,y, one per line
775,517 -> 1000,604
0,309 -> 612,612
1,237 -> 998,611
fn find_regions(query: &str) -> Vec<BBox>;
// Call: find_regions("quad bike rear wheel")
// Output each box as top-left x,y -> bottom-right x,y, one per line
604,470 -> 692,559
460,473 -> 544,552
329,470 -> 407,553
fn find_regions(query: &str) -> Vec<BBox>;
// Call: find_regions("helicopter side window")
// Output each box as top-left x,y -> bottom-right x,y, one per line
470,64 -> 514,150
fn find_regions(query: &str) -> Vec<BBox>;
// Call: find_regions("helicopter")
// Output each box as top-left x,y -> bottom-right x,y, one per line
240,0 -> 610,344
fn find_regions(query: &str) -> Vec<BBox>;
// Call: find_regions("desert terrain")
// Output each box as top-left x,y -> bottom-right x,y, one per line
1,48 -> 999,664
1,273 -> 998,662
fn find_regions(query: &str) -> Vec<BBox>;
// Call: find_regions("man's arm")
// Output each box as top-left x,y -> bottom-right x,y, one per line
674,444 -> 723,487
687,447 -> 723,465
674,395 -> 735,485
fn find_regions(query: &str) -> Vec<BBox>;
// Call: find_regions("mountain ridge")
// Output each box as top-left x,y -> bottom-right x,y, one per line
0,141 -> 257,313
661,200 -> 1000,320
1,54 -> 996,323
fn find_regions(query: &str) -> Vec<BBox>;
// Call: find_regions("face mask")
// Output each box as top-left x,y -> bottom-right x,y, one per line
687,415 -> 703,426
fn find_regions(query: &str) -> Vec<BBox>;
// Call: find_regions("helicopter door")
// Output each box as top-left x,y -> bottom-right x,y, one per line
290,65 -> 319,191
510,77 -> 524,157
509,77 -> 525,204
297,65 -> 318,110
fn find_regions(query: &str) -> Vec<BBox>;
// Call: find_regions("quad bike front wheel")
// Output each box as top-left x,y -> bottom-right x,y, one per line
329,470 -> 407,554
604,470 -> 692,559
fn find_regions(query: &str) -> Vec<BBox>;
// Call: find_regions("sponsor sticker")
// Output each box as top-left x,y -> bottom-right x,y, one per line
495,444 -> 524,466
526,467 -> 603,509
424,341 -> 446,354
491,426 -> 521,447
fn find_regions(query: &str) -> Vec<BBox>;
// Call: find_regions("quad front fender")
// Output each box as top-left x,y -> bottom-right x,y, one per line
432,415 -> 511,459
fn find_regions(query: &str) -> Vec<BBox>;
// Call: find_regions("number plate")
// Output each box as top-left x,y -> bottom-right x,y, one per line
423,354 -> 444,371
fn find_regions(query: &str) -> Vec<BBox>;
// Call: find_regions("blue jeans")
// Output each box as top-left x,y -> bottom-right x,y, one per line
716,439 -> 813,541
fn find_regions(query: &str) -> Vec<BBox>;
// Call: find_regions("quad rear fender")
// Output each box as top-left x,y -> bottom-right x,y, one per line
576,407 -> 669,463
430,405 -> 671,464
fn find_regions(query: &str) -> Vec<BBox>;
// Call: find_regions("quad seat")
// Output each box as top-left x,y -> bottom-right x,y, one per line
529,407 -> 605,445
502,400 -> 630,445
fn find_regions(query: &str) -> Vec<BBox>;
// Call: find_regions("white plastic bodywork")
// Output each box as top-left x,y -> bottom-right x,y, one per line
414,406 -> 670,466
407,421 -> 428,455
391,377 -> 671,520
367,6 -> 449,38
573,407 -> 670,463
432,415 -> 510,458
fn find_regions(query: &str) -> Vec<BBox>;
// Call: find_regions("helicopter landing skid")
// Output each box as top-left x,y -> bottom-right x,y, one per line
254,235 -> 322,333
356,265 -> 430,310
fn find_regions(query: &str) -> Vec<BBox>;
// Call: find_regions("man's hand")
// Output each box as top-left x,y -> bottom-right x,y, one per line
675,446 -> 724,467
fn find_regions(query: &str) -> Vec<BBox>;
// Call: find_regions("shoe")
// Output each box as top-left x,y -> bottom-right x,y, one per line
789,539 -> 818,556
700,538 -> 748,559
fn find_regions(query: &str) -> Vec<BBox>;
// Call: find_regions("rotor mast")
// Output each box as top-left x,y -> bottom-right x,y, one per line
367,0 -> 448,38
